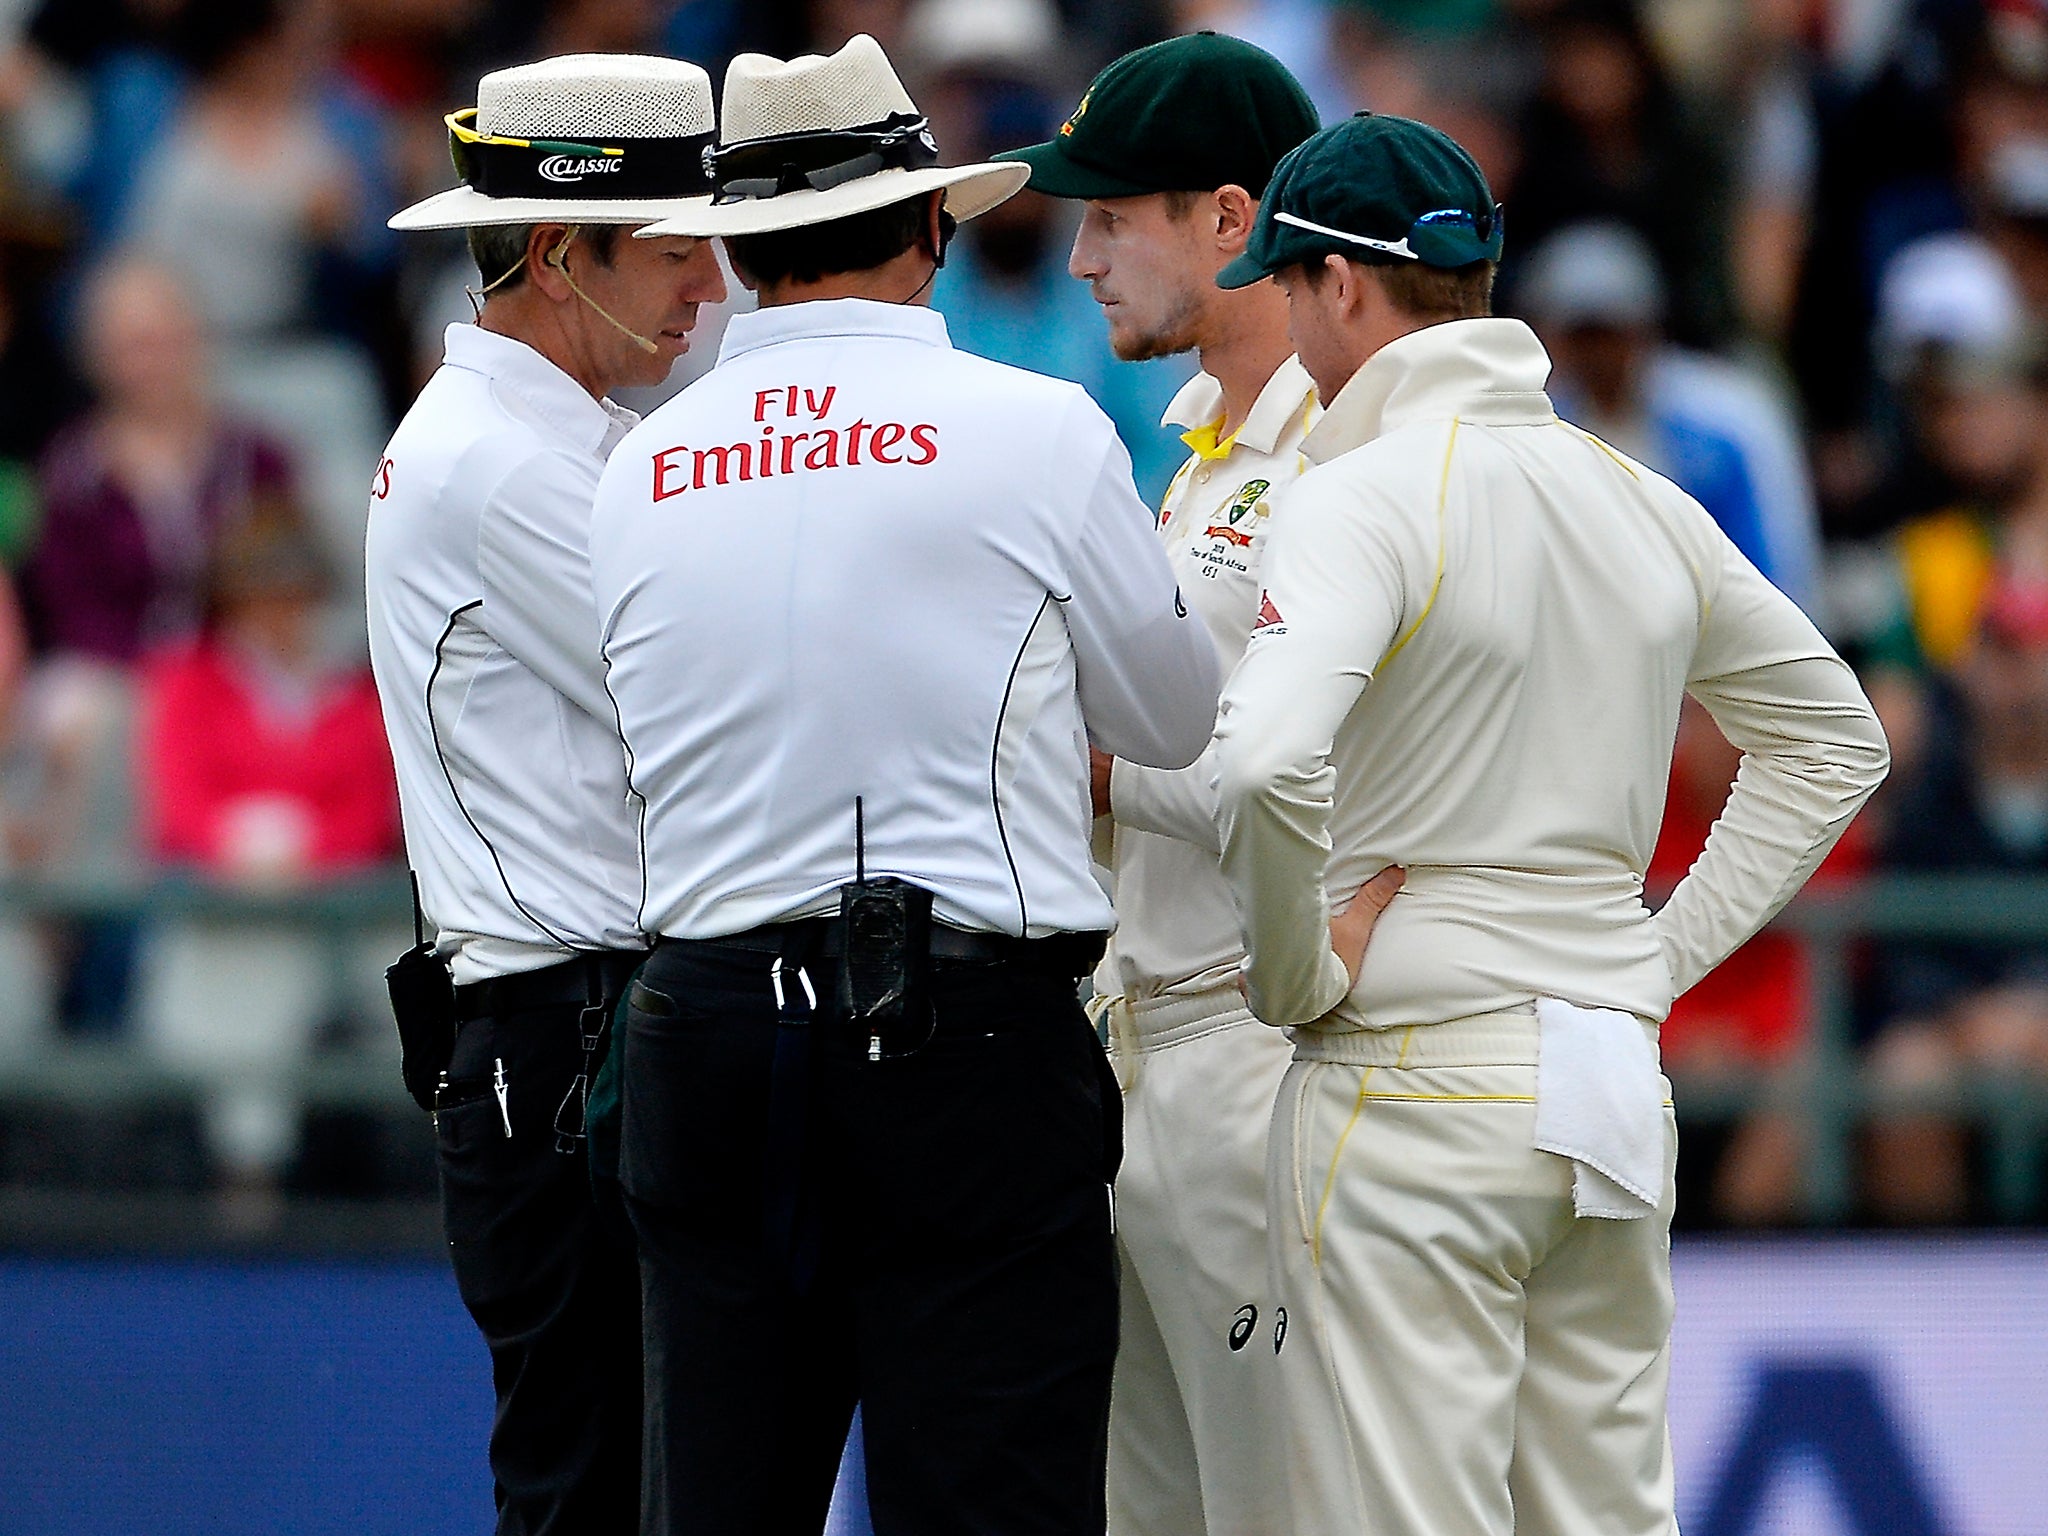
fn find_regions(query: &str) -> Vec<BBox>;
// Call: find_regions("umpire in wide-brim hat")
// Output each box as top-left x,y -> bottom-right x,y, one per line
637,33 -> 1026,240
587,27 -> 1224,1536
369,50 -> 731,1536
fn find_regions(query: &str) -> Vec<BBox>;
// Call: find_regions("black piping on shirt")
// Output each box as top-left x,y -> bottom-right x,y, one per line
427,601 -> 576,948
599,643 -> 651,937
989,593 -> 1052,936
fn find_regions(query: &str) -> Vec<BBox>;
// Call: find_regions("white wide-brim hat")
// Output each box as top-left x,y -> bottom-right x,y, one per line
390,54 -> 718,232
638,34 -> 1027,239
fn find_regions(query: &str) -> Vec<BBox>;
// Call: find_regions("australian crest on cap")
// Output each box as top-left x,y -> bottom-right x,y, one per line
1059,85 -> 1093,137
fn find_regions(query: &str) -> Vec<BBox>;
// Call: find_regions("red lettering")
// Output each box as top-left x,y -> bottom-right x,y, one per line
371,456 -> 394,500
803,431 -> 839,470
781,432 -> 809,473
692,442 -> 752,487
846,419 -> 870,465
653,445 -> 691,501
786,385 -> 798,418
870,422 -> 905,463
759,428 -> 776,477
753,389 -> 778,423
804,387 -> 835,420
908,424 -> 939,464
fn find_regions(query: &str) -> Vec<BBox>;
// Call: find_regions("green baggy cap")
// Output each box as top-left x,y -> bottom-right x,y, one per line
1217,112 -> 1502,289
993,31 -> 1318,201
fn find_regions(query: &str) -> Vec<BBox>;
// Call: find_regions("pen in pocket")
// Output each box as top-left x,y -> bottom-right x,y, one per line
493,1058 -> 512,1138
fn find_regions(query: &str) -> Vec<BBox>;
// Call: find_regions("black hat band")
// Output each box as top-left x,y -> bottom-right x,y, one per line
708,114 -> 941,204
447,110 -> 716,201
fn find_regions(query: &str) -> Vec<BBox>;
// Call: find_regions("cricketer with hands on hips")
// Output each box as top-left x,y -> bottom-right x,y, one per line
1213,112 -> 1888,1536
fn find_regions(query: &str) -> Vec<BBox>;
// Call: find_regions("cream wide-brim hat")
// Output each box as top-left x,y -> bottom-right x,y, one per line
637,34 -> 1027,239
389,54 -> 719,232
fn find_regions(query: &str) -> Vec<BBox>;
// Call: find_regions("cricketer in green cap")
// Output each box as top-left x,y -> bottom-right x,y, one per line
1228,112 -> 1504,403
1219,111 -> 1503,290
994,32 -> 1317,365
994,30 -> 1319,201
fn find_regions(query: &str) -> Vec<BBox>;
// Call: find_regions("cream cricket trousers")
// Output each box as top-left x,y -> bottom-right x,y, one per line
1104,988 -> 1295,1536
1269,1007 -> 1679,1536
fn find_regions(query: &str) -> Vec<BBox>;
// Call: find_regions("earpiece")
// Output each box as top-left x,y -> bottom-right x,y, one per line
541,224 -> 660,356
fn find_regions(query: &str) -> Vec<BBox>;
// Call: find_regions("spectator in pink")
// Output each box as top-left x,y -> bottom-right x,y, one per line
139,512 -> 396,878
133,508 -> 400,1214
19,258 -> 297,666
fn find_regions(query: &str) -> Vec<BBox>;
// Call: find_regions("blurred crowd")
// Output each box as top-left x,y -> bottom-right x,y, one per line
0,0 -> 2044,1222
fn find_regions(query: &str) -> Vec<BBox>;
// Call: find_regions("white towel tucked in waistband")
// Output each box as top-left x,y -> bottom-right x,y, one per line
1532,997 -> 1665,1220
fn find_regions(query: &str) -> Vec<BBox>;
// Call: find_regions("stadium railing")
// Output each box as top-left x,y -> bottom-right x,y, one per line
0,871 -> 2043,1237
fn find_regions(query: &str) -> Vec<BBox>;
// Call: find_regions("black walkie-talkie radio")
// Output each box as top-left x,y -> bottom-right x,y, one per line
838,797 -> 934,1060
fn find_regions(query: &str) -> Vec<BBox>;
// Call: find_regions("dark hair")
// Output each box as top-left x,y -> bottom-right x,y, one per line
465,223 -> 621,293
726,195 -> 948,288
203,503 -> 331,627
1306,254 -> 1496,321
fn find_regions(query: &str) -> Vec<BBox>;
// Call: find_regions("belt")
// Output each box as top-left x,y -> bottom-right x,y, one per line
679,919 -> 1106,978
454,949 -> 648,1023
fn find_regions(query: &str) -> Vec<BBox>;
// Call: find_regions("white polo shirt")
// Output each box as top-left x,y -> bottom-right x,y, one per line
366,323 -> 647,984
1215,318 -> 1889,1030
590,298 -> 1220,941
1097,356 -> 1318,1004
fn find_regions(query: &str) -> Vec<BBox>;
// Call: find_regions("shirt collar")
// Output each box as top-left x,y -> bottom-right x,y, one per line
716,298 -> 953,365
1301,317 -> 1556,465
1163,354 -> 1319,461
440,323 -> 637,457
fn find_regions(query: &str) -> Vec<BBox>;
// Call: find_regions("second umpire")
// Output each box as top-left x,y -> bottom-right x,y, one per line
368,54 -> 727,1533
592,34 -> 1221,1536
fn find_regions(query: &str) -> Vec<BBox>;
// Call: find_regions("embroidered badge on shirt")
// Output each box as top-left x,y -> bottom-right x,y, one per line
1194,478 -> 1272,571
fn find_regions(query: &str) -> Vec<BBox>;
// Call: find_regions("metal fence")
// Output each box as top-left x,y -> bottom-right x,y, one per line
0,871 -> 2043,1244
1716,875 -> 2048,1223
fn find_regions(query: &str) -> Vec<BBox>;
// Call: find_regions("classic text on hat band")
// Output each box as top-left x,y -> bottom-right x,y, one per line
447,108 -> 717,201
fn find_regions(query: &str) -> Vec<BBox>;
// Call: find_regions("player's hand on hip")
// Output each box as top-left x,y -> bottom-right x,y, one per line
1329,866 -> 1406,986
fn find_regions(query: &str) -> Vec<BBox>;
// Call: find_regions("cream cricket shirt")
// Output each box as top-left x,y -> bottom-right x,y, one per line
590,299 -> 1219,941
1098,356 -> 1318,1003
1215,318 -> 1889,1031
366,324 -> 647,985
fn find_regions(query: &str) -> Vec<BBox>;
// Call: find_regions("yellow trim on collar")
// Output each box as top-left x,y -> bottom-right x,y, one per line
1179,419 -> 1240,462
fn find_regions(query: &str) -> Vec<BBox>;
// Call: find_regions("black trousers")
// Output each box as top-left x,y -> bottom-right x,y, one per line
622,937 -> 1122,1536
438,972 -> 645,1535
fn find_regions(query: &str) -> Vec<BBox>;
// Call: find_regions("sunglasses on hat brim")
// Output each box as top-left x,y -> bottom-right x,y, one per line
1275,204 -> 1503,264
707,113 -> 941,204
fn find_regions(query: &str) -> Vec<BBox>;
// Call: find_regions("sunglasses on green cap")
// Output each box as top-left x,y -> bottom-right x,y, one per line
1218,113 -> 1503,289
1272,205 -> 1504,265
